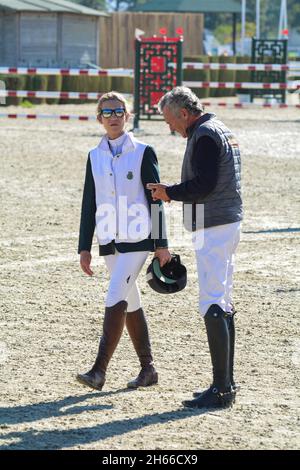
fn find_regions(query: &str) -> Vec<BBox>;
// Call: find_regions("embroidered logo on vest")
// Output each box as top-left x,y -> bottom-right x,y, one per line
127,171 -> 133,180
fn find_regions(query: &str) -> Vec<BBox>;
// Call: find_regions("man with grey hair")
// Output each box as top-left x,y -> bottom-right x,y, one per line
147,86 -> 243,409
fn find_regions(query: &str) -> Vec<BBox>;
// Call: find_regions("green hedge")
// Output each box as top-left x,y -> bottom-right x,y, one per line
236,56 -> 251,95
2,56 -> 282,106
183,55 -> 210,99
183,55 -> 246,98
59,75 -> 132,104
61,75 -> 112,104
209,56 -> 220,98
216,55 -> 236,98
46,75 -> 63,104
0,74 -> 133,106
0,74 -> 27,106
26,75 -> 48,104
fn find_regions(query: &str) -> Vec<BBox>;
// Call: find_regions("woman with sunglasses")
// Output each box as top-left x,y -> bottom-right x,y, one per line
77,91 -> 171,391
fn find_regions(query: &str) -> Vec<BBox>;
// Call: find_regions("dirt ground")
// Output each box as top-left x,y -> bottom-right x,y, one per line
0,101 -> 299,450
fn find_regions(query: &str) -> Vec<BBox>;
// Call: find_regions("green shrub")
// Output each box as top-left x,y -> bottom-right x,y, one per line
20,99 -> 34,108
209,56 -> 220,98
0,73 -> 134,107
236,56 -> 251,95
25,75 -> 48,105
95,76 -> 113,95
216,55 -> 236,98
111,77 -> 133,94
46,75 -> 63,104
60,75 -> 114,104
183,55 -> 210,99
0,74 -> 27,106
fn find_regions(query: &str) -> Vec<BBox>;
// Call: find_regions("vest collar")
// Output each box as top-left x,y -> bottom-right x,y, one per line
98,131 -> 137,154
186,113 -> 216,138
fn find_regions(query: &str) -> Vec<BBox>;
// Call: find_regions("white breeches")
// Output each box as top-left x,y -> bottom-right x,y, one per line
104,250 -> 149,311
194,222 -> 241,317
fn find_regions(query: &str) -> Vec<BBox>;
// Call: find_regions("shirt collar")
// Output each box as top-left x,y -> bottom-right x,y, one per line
186,113 -> 216,138
98,131 -> 137,153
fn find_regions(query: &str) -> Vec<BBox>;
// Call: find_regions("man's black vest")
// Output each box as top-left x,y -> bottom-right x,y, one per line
182,113 -> 243,231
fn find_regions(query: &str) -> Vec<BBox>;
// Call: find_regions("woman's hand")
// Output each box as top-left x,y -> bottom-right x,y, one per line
80,250 -> 94,276
154,248 -> 172,267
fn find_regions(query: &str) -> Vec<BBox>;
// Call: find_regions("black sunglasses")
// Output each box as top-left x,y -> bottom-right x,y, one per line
99,108 -> 126,118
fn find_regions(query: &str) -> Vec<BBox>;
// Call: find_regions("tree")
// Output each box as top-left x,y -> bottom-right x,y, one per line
72,0 -> 107,10
106,0 -> 137,11
215,21 -> 256,45
205,0 -> 300,38
74,0 -> 300,34
289,0 -> 300,33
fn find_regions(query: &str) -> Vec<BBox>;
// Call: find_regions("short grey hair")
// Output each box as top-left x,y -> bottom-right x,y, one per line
158,86 -> 205,116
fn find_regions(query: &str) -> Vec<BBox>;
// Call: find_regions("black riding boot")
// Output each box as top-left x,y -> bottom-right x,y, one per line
126,308 -> 158,388
226,311 -> 239,392
183,304 -> 234,409
193,308 -> 239,398
77,300 -> 127,390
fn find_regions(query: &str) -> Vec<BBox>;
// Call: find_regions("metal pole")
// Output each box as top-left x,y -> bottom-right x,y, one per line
278,0 -> 288,39
133,39 -> 141,130
256,0 -> 260,39
232,13 -> 237,55
176,38 -> 183,86
241,0 -> 246,55
278,0 -> 284,38
283,0 -> 288,35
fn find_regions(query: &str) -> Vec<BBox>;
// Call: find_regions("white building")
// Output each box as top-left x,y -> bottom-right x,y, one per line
0,0 -> 108,67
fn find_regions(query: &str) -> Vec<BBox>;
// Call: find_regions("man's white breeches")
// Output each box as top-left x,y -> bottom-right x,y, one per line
194,222 -> 241,317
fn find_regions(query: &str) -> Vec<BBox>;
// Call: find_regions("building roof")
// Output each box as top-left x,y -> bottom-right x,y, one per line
0,0 -> 108,16
131,0 -> 241,14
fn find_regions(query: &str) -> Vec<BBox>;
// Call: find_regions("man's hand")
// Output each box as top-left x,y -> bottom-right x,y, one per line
80,250 -> 94,276
154,248 -> 172,267
146,183 -> 171,202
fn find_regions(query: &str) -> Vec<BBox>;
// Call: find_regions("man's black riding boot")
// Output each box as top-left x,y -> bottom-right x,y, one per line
126,308 -> 158,388
77,300 -> 127,390
193,309 -> 239,398
183,304 -> 234,409
226,311 -> 239,392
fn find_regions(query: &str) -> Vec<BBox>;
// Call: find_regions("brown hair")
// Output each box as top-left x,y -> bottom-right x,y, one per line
96,91 -> 130,116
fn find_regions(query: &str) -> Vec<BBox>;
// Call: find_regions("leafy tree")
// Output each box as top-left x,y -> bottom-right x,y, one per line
215,21 -> 256,45
288,0 -> 300,33
205,0 -> 300,37
72,0 -> 107,10
106,0 -> 137,10
75,0 -> 300,34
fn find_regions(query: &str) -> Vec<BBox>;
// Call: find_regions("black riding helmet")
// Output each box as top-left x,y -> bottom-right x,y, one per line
146,254 -> 187,294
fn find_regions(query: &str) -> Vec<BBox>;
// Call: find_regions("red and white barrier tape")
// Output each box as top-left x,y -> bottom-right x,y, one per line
0,66 -> 134,77
1,64 -> 299,75
0,113 -> 97,120
180,62 -> 300,71
1,103 -> 299,122
201,102 -> 300,108
0,90 -> 132,100
1,85 -> 298,103
183,81 -> 300,90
